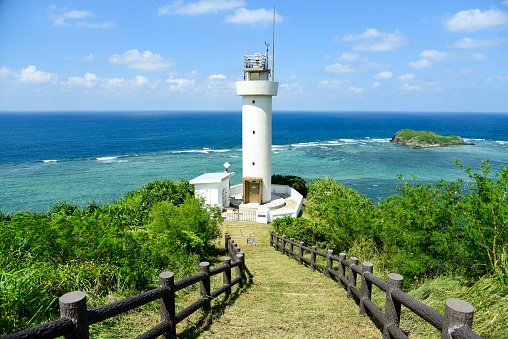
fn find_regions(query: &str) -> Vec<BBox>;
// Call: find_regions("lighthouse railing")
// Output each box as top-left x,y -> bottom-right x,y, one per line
243,54 -> 268,70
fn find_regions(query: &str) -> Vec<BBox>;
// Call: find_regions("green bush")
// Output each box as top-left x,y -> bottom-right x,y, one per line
0,179 -> 222,335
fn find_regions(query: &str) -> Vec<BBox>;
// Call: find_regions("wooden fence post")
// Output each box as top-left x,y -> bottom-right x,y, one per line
270,231 -> 273,247
326,250 -> 333,278
281,235 -> 286,254
225,232 -> 229,249
290,238 -> 294,258
441,299 -> 475,339
159,272 -> 176,339
338,253 -> 346,287
199,262 -> 211,312
236,253 -> 244,287
383,273 -> 404,339
359,262 -> 373,315
275,233 -> 279,251
299,242 -> 304,265
223,257 -> 232,296
59,291 -> 89,339
311,246 -> 317,271
347,257 -> 358,298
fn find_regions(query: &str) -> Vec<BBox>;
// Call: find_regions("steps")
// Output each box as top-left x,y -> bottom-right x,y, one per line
176,221 -> 381,338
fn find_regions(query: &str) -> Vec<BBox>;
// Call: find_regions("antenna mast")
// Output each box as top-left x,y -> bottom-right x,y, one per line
272,5 -> 275,81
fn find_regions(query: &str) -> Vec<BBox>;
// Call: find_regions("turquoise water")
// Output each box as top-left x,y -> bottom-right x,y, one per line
1,111 -> 507,213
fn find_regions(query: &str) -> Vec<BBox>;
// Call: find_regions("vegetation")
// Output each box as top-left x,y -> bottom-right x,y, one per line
0,180 -> 222,336
271,174 -> 307,197
390,129 -> 469,148
273,160 -> 508,338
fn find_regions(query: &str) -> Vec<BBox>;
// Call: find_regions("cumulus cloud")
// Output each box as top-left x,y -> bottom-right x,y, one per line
62,72 -> 124,89
108,50 -> 174,71
349,86 -> 364,94
324,63 -> 357,74
166,77 -> 197,92
373,71 -> 393,80
409,59 -> 434,69
317,80 -> 342,89
448,37 -> 508,48
341,28 -> 407,51
280,82 -> 304,94
208,73 -> 227,79
337,52 -> 359,62
158,0 -> 245,15
396,73 -> 416,81
371,81 -> 380,88
18,66 -> 58,83
224,8 -> 283,26
81,54 -> 95,62
49,5 -> 115,28
419,50 -> 453,61
443,8 -> 508,32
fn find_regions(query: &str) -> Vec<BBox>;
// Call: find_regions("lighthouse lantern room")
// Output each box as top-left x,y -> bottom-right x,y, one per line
236,51 -> 278,205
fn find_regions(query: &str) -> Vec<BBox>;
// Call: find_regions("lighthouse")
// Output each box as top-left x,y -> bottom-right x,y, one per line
236,52 -> 278,205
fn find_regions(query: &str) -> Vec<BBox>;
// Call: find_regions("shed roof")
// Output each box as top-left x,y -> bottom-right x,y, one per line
189,172 -> 235,184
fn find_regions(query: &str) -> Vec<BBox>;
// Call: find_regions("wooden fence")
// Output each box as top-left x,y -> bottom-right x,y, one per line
270,231 -> 483,339
2,232 -> 244,339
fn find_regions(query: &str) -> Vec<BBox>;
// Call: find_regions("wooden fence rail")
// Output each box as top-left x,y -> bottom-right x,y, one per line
270,231 -> 483,339
2,232 -> 244,339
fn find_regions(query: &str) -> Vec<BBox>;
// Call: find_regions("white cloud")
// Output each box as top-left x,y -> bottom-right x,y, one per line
342,28 -> 407,51
496,75 -> 508,82
448,37 -> 508,48
158,0 -> 245,15
337,52 -> 359,62
443,8 -> 508,32
324,63 -> 357,74
349,86 -> 364,94
61,73 -> 158,90
224,8 -> 283,26
49,6 -> 115,28
317,80 -> 342,89
18,66 -> 58,83
467,52 -> 488,60
396,73 -> 416,81
402,83 -> 421,91
81,54 -> 95,62
208,73 -> 227,79
409,59 -> 434,69
372,81 -> 380,88
280,82 -> 304,94
419,50 -> 452,61
108,50 -> 174,71
166,77 -> 197,92
373,71 -> 393,80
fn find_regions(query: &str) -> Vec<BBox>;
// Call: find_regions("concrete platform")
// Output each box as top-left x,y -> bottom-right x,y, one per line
230,194 -> 286,210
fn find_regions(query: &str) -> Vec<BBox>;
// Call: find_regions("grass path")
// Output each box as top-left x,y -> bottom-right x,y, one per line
176,221 -> 381,338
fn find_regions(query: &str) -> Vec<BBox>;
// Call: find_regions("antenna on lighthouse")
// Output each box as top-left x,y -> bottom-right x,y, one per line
272,5 -> 275,81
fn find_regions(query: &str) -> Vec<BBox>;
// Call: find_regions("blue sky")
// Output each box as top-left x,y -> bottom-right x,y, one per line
1,0 -> 507,112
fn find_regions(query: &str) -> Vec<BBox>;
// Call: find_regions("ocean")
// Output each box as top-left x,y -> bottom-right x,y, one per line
1,111 -> 508,213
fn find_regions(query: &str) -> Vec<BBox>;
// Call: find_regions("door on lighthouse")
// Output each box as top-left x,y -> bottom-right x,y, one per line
243,178 -> 263,204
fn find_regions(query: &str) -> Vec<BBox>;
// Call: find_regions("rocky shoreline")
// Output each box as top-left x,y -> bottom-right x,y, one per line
390,129 -> 475,149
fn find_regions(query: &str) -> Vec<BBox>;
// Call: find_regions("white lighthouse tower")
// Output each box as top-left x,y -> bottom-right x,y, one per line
236,51 -> 278,205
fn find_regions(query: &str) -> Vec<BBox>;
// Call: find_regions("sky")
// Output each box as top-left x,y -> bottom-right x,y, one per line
0,0 -> 507,112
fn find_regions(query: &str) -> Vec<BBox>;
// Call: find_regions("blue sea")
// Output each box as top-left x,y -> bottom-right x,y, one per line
1,111 -> 508,213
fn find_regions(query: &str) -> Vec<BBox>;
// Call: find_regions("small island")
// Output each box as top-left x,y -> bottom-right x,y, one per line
390,129 -> 474,148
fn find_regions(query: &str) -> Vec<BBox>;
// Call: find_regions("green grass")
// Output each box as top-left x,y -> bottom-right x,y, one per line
396,129 -> 461,145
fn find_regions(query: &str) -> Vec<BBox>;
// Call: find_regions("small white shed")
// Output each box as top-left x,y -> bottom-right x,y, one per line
190,172 -> 235,209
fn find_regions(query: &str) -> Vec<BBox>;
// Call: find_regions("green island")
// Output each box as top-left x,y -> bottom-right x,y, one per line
1,161 -> 507,338
390,129 -> 474,148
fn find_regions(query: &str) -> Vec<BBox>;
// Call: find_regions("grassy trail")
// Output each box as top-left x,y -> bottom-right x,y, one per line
176,221 -> 381,338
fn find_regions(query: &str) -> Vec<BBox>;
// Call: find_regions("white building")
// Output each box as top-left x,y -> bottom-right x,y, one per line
190,172 -> 235,209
